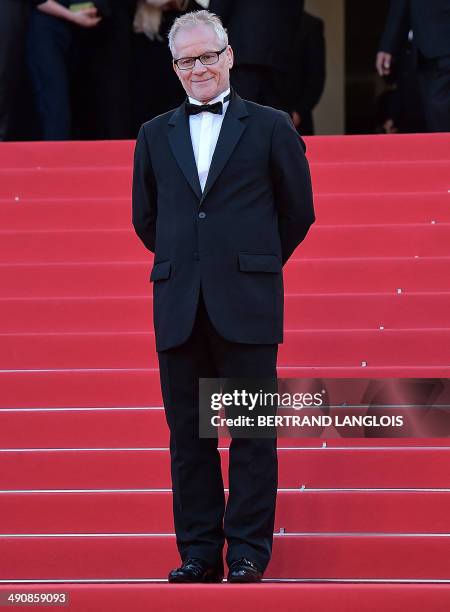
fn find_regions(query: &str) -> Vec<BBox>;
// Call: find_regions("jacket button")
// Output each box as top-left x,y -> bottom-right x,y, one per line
198,211 -> 206,219
193,251 -> 199,261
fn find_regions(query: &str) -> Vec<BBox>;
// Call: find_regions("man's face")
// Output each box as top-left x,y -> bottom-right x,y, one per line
172,24 -> 233,103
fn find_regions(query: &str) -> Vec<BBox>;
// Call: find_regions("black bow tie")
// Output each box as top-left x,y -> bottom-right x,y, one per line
186,101 -> 223,116
185,93 -> 231,116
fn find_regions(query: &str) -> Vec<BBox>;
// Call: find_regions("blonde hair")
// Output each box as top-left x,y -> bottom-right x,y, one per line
168,10 -> 228,57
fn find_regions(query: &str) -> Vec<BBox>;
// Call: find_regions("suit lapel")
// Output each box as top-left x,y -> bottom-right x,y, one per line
167,93 -> 249,203
168,103 -> 202,201
201,93 -> 249,203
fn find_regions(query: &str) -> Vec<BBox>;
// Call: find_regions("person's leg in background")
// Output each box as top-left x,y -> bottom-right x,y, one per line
0,0 -> 29,140
26,9 -> 72,140
80,0 -> 135,139
417,52 -> 450,132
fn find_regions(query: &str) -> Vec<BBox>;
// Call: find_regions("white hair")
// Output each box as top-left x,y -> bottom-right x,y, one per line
168,10 -> 228,57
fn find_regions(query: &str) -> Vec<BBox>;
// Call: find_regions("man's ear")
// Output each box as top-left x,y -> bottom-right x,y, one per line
172,61 -> 179,77
227,45 -> 234,69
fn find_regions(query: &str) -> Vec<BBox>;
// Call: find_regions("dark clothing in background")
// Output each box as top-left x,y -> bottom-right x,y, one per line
27,0 -> 136,140
376,39 -> 426,134
379,0 -> 450,131
0,0 -> 45,140
229,66 -> 288,112
73,0 -> 136,139
131,0 -> 203,135
210,0 -> 304,111
210,0 -> 304,70
27,8 -> 73,140
379,0 -> 450,59
290,11 -> 325,135
416,52 -> 450,132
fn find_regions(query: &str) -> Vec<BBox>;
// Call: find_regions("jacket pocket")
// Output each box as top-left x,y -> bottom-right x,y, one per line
150,260 -> 171,282
238,252 -> 282,273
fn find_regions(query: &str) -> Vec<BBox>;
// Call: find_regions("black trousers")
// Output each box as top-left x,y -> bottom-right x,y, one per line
417,52 -> 450,132
27,5 -> 134,141
0,0 -> 30,140
27,10 -> 73,140
72,0 -> 134,139
158,290 -> 278,572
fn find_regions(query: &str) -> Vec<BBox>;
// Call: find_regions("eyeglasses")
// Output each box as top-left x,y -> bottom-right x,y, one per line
173,47 -> 227,70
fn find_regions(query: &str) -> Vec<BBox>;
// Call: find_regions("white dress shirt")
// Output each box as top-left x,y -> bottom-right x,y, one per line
188,88 -> 231,192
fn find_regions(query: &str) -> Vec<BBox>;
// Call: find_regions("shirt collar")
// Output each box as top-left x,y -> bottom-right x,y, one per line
188,87 -> 231,108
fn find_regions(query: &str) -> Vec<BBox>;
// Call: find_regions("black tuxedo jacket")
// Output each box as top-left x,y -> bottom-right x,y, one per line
132,92 -> 314,352
209,0 -> 304,72
379,0 -> 450,59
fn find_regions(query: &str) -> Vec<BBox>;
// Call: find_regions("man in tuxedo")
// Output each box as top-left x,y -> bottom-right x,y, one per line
132,9 -> 314,583
376,0 -> 450,132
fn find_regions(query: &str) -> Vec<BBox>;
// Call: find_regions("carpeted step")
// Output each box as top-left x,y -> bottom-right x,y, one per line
0,412 -> 448,449
1,329 -> 448,369
1,534 -> 450,580
1,258 -> 449,298
2,367 -> 450,409
1,293 -> 449,333
1,133 -> 449,168
2,489 -> 450,534
2,448 -> 450,490
0,584 -> 449,612
1,160 -> 449,199
2,193 -> 449,231
1,407 -> 447,447
0,197 -> 130,231
0,141 -> 134,168
1,408 -> 448,449
1,224 -> 449,262
315,192 -> 450,224
306,133 -> 450,163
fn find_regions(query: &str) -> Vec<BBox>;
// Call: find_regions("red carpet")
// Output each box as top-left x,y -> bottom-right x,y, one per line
0,584 -> 449,612
0,133 -> 449,609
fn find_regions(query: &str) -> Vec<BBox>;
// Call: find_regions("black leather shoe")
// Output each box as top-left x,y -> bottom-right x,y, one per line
227,558 -> 263,583
168,558 -> 223,583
